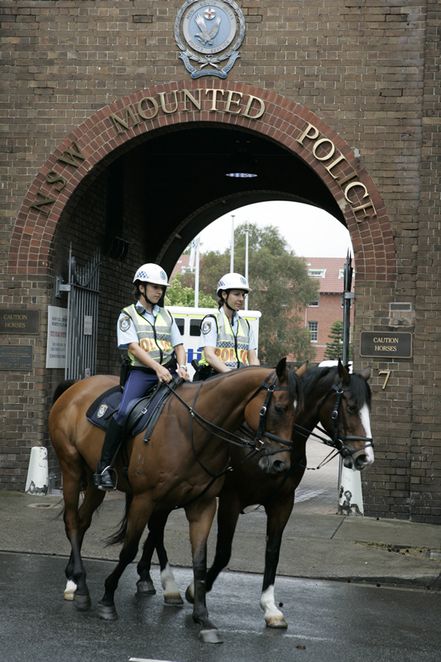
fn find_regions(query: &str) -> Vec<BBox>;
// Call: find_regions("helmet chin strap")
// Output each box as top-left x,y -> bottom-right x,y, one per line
223,291 -> 236,315
140,283 -> 156,308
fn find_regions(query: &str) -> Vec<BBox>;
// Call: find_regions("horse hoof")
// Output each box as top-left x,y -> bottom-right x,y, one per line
64,580 -> 77,601
136,580 -> 156,595
265,616 -> 288,629
199,628 -> 223,644
97,602 -> 118,621
164,593 -> 184,607
185,585 -> 194,604
74,593 -> 91,611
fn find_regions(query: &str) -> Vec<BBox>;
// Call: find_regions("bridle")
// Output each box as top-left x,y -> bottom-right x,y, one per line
165,373 -> 295,453
293,379 -> 374,463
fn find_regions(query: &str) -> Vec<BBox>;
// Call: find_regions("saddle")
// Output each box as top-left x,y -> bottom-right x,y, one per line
86,378 -> 183,443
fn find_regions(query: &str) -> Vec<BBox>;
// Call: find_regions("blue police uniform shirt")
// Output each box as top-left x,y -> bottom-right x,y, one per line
117,302 -> 183,350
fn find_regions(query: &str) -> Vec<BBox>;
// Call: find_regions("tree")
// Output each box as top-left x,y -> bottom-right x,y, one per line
324,320 -> 346,360
193,223 -> 319,365
165,273 -> 216,307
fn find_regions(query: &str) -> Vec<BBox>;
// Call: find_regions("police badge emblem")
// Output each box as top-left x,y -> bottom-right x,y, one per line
119,316 -> 131,332
97,404 -> 108,419
175,0 -> 245,79
202,319 -> 212,335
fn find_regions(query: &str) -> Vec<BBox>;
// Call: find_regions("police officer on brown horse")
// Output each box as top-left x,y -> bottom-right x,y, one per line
94,263 -> 189,490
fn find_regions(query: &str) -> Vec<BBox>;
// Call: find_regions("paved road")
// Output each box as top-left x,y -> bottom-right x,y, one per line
1,435 -> 439,661
1,551 -> 440,662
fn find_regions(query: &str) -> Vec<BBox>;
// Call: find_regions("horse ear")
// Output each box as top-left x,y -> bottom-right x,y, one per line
337,358 -> 351,385
359,367 -> 371,381
295,361 -> 308,377
276,357 -> 287,378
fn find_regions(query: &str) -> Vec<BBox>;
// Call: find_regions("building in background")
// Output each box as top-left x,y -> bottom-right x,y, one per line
304,257 -> 354,362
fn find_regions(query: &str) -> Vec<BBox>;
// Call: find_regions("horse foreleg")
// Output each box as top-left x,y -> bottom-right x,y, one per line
185,498 -> 221,644
98,493 -> 152,621
260,497 -> 294,629
206,492 -> 241,592
64,482 -> 105,601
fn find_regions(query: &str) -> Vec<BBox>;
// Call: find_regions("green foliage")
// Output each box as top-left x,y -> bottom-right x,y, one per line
165,274 -> 216,307
324,320 -> 349,360
193,223 -> 319,365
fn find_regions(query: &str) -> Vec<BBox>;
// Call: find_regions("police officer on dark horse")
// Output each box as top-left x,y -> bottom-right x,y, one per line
194,272 -> 259,379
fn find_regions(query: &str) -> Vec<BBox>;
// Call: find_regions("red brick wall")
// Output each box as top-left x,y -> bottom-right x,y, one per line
1,1 -> 440,523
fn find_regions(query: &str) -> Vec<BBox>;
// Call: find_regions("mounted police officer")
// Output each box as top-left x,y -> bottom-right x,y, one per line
94,263 -> 189,490
195,272 -> 260,379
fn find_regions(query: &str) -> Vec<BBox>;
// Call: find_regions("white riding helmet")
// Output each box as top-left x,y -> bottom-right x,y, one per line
216,272 -> 250,296
133,263 -> 170,287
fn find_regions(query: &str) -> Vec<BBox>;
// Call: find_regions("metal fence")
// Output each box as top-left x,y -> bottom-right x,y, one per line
64,249 -> 100,379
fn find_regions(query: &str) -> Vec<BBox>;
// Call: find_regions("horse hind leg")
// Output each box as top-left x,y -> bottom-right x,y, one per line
59,463 -> 93,611
137,510 -> 183,606
64,482 -> 106,602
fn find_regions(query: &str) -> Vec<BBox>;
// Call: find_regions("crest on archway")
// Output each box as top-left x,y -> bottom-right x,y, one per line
175,0 -> 245,79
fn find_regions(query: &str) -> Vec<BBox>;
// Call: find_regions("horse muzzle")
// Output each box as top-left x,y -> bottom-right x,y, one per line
258,454 -> 290,475
343,446 -> 374,470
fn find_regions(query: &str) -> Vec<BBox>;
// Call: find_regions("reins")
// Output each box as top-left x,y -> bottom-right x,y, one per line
162,372 -> 295,510
164,375 -> 295,453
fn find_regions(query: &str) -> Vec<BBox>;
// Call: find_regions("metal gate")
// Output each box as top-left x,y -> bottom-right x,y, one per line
63,247 -> 100,379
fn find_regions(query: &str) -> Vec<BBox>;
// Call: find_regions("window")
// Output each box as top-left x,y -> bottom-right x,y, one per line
308,298 -> 319,307
308,321 -> 318,342
190,319 -> 202,336
308,268 -> 326,278
338,269 -> 344,279
175,318 -> 184,335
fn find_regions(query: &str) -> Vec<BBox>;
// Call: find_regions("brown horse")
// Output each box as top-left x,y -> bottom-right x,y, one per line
135,361 -> 374,628
49,358 -> 303,643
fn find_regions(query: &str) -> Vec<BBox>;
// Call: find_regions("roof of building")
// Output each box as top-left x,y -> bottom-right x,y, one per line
304,256 -> 351,294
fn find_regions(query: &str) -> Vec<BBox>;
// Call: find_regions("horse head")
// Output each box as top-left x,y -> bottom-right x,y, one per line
314,360 -> 374,470
244,358 -> 305,475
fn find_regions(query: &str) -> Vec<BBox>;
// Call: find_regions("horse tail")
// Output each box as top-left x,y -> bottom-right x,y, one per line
52,379 -> 76,404
106,491 -> 133,545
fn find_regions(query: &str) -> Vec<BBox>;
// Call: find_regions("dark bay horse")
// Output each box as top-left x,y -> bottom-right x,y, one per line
49,359 -> 303,643
135,361 -> 373,628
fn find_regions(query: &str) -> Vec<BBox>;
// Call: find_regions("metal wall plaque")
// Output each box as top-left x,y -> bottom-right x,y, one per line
175,0 -> 245,79
0,345 -> 33,371
0,309 -> 40,335
360,331 -> 412,359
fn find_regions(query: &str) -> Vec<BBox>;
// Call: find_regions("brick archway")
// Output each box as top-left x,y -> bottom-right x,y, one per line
10,80 -> 396,281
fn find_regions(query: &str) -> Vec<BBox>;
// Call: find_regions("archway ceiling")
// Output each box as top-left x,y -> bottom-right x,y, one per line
117,125 -> 344,268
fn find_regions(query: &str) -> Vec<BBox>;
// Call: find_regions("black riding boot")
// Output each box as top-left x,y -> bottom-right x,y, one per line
93,418 -> 125,491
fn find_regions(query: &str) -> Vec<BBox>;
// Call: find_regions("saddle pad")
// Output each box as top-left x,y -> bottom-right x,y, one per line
86,379 -> 183,440
86,386 -> 122,429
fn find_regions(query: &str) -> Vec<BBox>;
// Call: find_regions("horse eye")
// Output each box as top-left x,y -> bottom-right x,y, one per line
274,404 -> 286,415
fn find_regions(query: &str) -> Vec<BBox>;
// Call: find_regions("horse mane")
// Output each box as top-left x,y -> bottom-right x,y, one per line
52,379 -> 76,404
302,365 -> 371,409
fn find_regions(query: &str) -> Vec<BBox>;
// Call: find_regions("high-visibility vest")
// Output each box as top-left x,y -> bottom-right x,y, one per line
122,304 -> 174,367
200,309 -> 250,370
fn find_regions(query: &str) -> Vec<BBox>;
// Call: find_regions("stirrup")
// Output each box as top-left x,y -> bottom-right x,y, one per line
93,466 -> 117,491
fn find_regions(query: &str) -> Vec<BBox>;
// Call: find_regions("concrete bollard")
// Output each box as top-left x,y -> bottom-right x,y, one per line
338,464 -> 364,515
25,446 -> 49,495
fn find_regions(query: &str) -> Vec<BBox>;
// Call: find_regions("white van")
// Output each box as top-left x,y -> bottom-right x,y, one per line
167,306 -> 262,379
